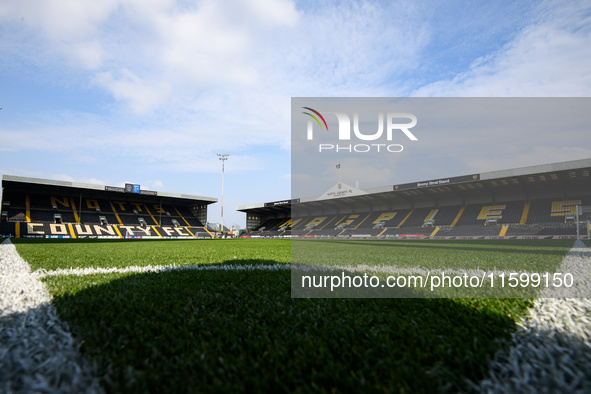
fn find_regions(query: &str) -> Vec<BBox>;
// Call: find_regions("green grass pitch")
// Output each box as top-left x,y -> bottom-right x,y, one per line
12,238 -> 575,393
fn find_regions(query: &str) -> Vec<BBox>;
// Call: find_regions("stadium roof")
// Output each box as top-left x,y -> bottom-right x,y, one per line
1,175 -> 217,206
237,158 -> 591,215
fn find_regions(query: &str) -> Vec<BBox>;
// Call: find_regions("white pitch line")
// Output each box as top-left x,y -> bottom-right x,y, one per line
0,238 -> 103,393
33,260 -> 563,283
477,240 -> 591,393
32,263 -> 292,278
32,262 -> 532,280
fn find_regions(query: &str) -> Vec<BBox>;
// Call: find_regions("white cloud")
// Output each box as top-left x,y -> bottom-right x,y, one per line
0,0 -> 429,163
0,0 -> 117,40
71,40 -> 105,70
94,70 -> 172,114
149,179 -> 164,190
91,0 -> 300,112
52,174 -> 110,186
413,0 -> 591,97
0,0 -> 118,70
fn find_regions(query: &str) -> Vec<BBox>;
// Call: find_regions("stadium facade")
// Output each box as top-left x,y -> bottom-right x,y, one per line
0,175 -> 217,238
237,158 -> 591,239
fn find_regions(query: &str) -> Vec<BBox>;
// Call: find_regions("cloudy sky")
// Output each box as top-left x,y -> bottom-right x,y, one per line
1,0 -> 590,227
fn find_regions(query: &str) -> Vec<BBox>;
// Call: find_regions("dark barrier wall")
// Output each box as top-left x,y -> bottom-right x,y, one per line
0,222 -> 16,237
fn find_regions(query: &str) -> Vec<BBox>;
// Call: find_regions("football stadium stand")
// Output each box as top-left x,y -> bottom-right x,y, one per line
237,158 -> 591,239
0,175 -> 217,238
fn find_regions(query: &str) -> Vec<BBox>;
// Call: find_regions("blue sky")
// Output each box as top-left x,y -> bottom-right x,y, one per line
1,0 -> 590,227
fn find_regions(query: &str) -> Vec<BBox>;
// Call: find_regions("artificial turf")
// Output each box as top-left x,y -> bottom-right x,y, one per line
12,238 -> 575,393
292,238 -> 573,272
12,238 -> 290,270
44,270 -> 529,393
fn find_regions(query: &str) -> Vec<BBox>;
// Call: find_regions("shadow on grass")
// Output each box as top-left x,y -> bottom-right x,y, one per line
45,259 -> 532,393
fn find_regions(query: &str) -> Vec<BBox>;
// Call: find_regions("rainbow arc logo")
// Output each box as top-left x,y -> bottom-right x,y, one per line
301,105 -> 418,154
302,107 -> 328,132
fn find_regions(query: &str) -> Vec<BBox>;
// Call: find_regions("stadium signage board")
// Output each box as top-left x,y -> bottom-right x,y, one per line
316,182 -> 368,200
264,199 -> 300,207
105,185 -> 158,196
394,174 -> 480,191
105,186 -> 124,192
125,183 -> 141,194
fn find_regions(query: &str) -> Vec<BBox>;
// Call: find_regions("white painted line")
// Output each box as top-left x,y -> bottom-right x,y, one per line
32,263 -> 291,278
0,239 -> 103,393
477,240 -> 591,393
32,262 -> 529,280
